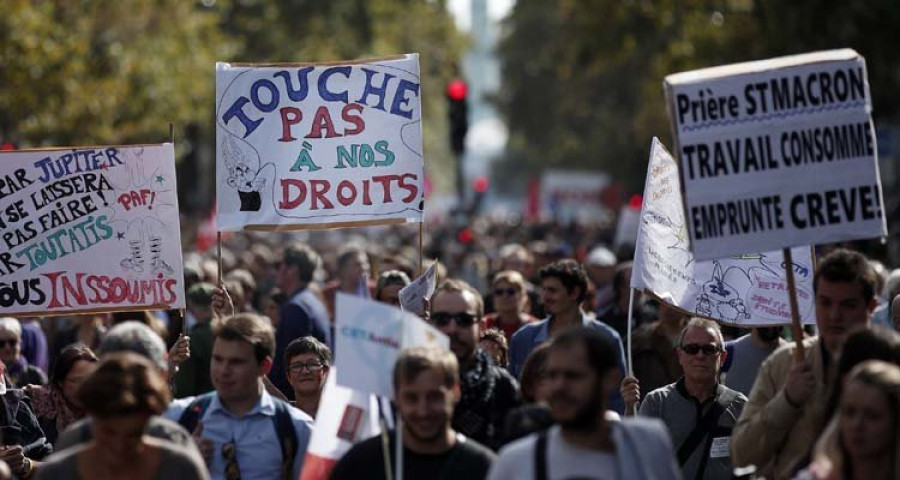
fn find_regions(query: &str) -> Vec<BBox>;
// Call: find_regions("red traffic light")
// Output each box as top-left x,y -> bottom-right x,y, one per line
628,194 -> 643,211
446,80 -> 468,101
472,176 -> 489,193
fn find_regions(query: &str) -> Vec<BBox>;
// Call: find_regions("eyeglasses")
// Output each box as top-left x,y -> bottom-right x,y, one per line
222,441 -> 241,480
493,288 -> 518,297
430,312 -> 478,327
680,344 -> 722,356
289,361 -> 326,373
0,339 -> 18,348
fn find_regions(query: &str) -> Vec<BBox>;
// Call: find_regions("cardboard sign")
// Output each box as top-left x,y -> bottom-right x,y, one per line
0,144 -> 185,315
216,54 -> 424,231
665,49 -> 886,260
631,139 -> 815,326
334,293 -> 448,398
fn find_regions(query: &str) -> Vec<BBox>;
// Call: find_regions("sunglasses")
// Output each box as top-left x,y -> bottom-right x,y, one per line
493,288 -> 519,297
0,339 -> 18,348
680,344 -> 722,356
430,312 -> 478,327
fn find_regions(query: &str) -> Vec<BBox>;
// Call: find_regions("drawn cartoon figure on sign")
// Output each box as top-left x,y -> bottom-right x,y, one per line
223,136 -> 265,212
696,262 -> 751,322
642,209 -> 693,266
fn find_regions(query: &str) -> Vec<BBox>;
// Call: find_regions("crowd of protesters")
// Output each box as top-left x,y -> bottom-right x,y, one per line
0,216 -> 897,480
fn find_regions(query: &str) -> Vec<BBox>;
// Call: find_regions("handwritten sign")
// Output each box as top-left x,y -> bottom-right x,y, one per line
631,138 -> 814,326
215,55 -> 424,231
399,261 -> 436,316
0,144 -> 185,315
335,293 -> 447,398
664,49 -> 887,260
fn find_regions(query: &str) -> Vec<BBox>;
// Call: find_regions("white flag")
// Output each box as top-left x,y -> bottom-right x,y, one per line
298,369 -> 383,480
631,138 -> 816,326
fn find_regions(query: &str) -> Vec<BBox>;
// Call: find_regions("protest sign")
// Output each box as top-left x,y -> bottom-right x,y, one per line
398,261 -> 436,316
0,144 -> 185,315
664,49 -> 887,261
334,292 -> 448,398
632,138 -> 815,326
215,54 -> 424,231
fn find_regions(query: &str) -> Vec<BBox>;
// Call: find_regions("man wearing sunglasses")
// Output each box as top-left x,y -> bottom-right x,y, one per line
622,318 -> 747,480
430,279 -> 521,450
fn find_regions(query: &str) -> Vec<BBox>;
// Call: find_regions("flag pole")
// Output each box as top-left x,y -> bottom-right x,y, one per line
626,288 -> 635,377
379,417 -> 394,480
783,248 -> 805,362
217,232 -> 223,285
418,223 -> 424,276
395,416 -> 403,480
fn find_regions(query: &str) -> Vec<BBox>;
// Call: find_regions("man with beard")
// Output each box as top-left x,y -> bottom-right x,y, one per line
488,327 -> 680,480
623,318 -> 747,479
731,249 -> 878,479
330,347 -> 496,479
430,279 -> 521,450
721,327 -> 786,397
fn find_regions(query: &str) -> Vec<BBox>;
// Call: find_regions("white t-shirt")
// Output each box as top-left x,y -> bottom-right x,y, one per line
488,425 -> 619,480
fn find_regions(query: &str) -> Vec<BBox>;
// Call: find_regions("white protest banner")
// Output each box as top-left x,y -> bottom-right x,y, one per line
632,138 -> 815,326
215,54 -> 424,231
0,144 -> 185,315
665,49 -> 887,261
398,261 -> 436,316
335,292 -> 448,398
299,369 -> 383,480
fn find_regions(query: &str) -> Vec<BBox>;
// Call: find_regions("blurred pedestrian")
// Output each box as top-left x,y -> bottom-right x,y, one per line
35,352 -> 209,480
374,270 -> 411,308
0,317 -> 46,387
25,344 -> 98,446
479,328 -> 509,368
488,327 -> 681,480
482,271 -> 538,341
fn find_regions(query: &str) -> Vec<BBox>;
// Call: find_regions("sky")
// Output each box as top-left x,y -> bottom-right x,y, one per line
446,0 -> 515,31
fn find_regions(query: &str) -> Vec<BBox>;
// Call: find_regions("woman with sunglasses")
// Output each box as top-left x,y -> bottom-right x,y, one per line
0,318 -> 46,388
35,352 -> 208,480
284,336 -> 332,418
482,271 -> 538,341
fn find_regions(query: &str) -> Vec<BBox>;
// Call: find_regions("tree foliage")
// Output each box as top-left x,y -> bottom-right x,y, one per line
0,0 -> 465,200
496,0 -> 900,193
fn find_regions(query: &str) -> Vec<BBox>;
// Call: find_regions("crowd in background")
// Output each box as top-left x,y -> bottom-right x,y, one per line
0,215 -> 897,479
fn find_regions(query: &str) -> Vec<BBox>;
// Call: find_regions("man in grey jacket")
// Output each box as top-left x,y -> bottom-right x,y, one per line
489,327 -> 681,480
622,318 -> 746,480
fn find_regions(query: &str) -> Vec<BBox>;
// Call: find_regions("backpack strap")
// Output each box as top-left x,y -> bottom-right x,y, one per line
533,430 -> 548,480
677,401 -> 725,466
177,392 -> 216,434
271,398 -> 299,480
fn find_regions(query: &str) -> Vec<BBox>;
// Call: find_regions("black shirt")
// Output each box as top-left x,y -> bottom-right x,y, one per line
330,430 -> 496,480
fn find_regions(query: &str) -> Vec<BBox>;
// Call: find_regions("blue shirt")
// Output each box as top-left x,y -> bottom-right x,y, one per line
507,313 -> 627,413
165,390 -> 314,480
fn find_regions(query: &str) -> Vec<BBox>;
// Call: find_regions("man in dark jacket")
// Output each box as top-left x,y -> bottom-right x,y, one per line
430,279 -> 520,450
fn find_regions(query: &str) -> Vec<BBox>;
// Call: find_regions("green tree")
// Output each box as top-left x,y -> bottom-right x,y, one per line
496,0 -> 900,194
